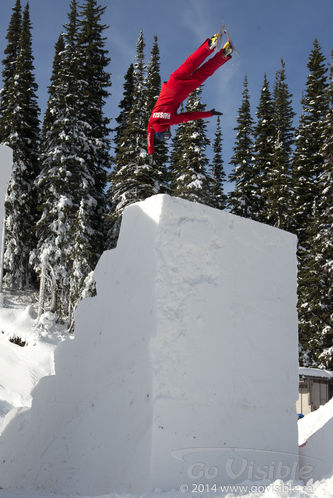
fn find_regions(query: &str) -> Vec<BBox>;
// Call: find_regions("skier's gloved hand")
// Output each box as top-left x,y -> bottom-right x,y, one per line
149,154 -> 155,165
211,109 -> 223,116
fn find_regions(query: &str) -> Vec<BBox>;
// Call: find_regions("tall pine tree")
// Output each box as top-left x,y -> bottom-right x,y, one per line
67,0 -> 112,312
113,62 -> 135,156
145,35 -> 169,185
106,61 -> 135,245
108,31 -> 161,247
170,86 -> 212,205
318,82 -> 333,368
228,75 -> 255,218
268,59 -> 295,229
0,0 -> 22,141
32,1 -> 90,318
210,115 -> 226,209
2,2 -> 40,289
319,50 -> 333,368
75,0 -> 111,254
292,40 -> 329,365
252,74 -> 275,223
292,39 -> 329,242
299,49 -> 333,367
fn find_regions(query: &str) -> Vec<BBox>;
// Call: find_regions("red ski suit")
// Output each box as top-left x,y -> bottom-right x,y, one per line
147,39 -> 231,154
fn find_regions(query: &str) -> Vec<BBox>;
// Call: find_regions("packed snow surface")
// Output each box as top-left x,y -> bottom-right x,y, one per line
0,194 -> 300,495
298,397 -> 333,481
0,302 -> 57,434
299,366 -> 333,379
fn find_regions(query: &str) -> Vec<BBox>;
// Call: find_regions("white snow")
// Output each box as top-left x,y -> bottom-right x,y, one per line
0,291 -> 66,436
0,306 -> 57,435
0,194 -> 299,495
299,367 -> 333,379
298,397 -> 333,446
298,398 -> 333,481
0,142 -> 332,496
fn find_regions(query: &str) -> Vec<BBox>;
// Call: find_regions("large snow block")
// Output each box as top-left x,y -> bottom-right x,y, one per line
0,194 -> 299,494
0,146 -> 12,305
298,398 -> 333,481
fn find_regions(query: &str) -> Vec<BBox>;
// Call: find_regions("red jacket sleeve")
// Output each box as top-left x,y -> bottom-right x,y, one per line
147,126 -> 155,154
171,110 -> 213,125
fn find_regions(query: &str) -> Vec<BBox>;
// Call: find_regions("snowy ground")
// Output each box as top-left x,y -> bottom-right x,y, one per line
0,290 -> 67,435
0,477 -> 332,497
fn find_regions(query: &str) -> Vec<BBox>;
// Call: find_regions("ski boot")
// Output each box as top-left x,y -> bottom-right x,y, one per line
209,33 -> 219,50
222,40 -> 233,56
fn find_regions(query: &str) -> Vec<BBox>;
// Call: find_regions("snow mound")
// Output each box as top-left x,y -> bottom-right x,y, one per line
299,367 -> 333,379
298,397 -> 333,446
298,398 -> 333,481
0,304 -> 60,435
0,194 -> 299,495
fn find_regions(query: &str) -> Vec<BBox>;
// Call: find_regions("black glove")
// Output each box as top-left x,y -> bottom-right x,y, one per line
211,108 -> 223,116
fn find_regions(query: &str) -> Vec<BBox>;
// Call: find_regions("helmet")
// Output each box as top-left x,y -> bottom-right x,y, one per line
155,128 -> 171,141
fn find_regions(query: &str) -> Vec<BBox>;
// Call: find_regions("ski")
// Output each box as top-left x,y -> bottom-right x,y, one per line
225,28 -> 239,56
215,22 -> 226,52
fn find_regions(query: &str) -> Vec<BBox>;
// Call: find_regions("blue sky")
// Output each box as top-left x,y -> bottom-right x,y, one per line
0,0 -> 332,185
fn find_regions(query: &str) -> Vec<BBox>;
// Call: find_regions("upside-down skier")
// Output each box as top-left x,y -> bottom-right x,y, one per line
147,33 -> 233,155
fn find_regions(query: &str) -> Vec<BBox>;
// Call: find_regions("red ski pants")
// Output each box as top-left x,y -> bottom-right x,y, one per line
168,40 -> 229,104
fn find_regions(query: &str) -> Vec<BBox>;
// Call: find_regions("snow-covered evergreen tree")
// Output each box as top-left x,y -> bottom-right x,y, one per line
75,0 -> 111,255
1,2 -> 40,289
299,49 -> 333,367
33,0 -> 111,320
106,62 -> 135,244
319,50 -> 333,368
108,31 -> 161,247
40,35 -> 65,139
291,39 -> 329,243
69,192 -> 98,325
32,1 -> 89,318
145,36 -> 161,118
0,0 -> 22,141
113,62 -> 135,156
297,202 -> 329,366
293,40 -> 330,365
228,75 -> 255,217
268,60 -> 295,229
170,86 -> 212,205
252,74 -> 275,223
210,115 -> 226,210
318,165 -> 333,368
250,66 -> 294,229
145,35 -> 169,183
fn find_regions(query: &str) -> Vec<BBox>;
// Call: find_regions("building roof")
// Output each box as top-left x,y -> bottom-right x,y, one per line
299,367 -> 333,379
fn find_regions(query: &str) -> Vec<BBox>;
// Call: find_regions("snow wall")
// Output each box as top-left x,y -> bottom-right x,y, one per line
0,146 -> 12,305
299,398 -> 333,481
0,194 -> 299,495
